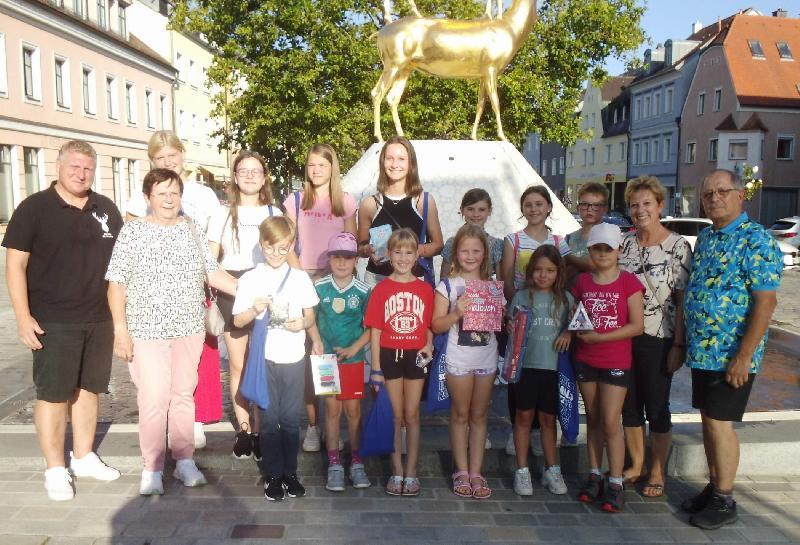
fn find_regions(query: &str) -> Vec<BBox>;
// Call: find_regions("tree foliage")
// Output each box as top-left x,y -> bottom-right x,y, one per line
171,0 -> 644,188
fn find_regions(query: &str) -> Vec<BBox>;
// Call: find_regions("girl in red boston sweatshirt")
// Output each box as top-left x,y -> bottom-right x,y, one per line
364,228 -> 434,497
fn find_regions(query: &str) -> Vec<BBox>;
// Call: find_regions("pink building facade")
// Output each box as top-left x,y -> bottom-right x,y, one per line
0,0 -> 176,222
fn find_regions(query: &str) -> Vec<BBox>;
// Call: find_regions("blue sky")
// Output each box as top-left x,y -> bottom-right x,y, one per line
604,0 -> 800,76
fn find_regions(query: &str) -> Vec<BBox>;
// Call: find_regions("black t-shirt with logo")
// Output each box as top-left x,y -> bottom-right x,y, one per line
2,184 -> 123,322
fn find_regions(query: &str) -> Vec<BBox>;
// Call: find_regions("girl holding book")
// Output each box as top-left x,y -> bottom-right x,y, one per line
432,224 -> 504,499
364,228 -> 434,496
572,223 -> 644,513
507,245 -> 573,497
440,189 -> 504,278
499,185 -> 571,456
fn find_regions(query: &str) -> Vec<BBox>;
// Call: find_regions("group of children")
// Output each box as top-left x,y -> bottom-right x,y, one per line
233,182 -> 644,513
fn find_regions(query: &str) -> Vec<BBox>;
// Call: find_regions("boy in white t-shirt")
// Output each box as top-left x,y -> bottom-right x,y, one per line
232,216 -> 321,502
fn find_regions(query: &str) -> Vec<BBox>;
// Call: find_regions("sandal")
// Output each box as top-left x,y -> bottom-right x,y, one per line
469,473 -> 492,500
401,476 -> 420,496
452,471 -> 472,498
642,482 -> 665,498
385,475 -> 403,496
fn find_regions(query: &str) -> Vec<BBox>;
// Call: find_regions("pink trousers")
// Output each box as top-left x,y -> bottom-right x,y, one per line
129,333 -> 204,471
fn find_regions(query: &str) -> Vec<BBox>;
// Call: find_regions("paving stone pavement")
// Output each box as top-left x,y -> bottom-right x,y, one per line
0,468 -> 799,544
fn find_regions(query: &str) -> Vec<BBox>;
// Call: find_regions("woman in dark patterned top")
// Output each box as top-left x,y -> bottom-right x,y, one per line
617,176 -> 692,498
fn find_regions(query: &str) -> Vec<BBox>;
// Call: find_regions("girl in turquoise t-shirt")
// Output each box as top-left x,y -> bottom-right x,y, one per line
508,245 -> 573,497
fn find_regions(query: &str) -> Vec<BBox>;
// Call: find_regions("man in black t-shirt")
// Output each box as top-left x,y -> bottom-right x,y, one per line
3,140 -> 123,501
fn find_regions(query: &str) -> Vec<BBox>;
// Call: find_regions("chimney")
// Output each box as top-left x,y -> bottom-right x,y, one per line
692,20 -> 703,34
772,9 -> 787,18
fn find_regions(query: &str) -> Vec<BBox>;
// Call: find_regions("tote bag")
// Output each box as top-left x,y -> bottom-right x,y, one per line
360,386 -> 395,456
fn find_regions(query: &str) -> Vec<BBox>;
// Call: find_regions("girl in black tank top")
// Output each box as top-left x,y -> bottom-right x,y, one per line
367,194 -> 424,276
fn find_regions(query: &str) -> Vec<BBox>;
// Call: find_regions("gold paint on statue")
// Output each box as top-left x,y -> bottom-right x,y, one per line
371,0 -> 537,142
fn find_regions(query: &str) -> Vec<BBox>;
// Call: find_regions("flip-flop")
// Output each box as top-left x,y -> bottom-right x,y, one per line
452,471 -> 472,498
642,482 -> 665,498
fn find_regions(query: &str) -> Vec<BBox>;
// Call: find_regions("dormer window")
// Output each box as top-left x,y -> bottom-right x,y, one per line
777,42 -> 793,60
748,40 -> 765,58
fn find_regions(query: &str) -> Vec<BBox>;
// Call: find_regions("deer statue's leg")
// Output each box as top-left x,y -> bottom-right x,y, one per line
484,67 -> 508,141
472,80 -> 487,140
485,0 -> 493,19
372,66 -> 400,142
496,0 -> 503,19
408,0 -> 422,17
383,0 -> 392,22
385,68 -> 412,137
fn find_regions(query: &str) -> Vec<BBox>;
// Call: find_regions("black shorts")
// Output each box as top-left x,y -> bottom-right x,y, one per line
216,269 -> 251,333
622,335 -> 674,433
691,368 -> 756,422
379,347 -> 425,381
574,360 -> 630,388
33,321 -> 114,402
512,368 -> 558,415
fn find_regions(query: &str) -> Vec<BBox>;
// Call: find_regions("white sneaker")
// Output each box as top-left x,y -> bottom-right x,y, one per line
302,425 -> 321,452
505,432 -> 516,456
194,422 -> 207,449
44,467 -> 74,501
173,459 -> 207,487
513,467 -> 533,496
541,465 -> 568,495
69,451 -> 121,481
139,470 -> 164,495
530,429 -> 543,456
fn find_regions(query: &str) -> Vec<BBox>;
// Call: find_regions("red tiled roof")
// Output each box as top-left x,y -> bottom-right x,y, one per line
600,76 -> 635,101
724,14 -> 800,108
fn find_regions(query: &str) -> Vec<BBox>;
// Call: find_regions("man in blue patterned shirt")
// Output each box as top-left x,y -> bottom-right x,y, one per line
681,169 -> 782,530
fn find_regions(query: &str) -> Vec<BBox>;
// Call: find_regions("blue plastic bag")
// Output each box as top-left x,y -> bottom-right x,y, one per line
360,386 -> 395,457
426,278 -> 451,412
557,351 -> 579,443
240,315 -> 270,411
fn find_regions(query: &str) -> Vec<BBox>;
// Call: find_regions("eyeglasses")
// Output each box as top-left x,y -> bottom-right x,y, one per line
578,202 -> 607,211
262,246 -> 290,256
236,168 -> 265,178
700,188 -> 740,201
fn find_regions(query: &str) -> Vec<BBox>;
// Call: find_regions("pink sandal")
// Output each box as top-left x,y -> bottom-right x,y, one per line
469,473 -> 492,499
452,471 -> 472,498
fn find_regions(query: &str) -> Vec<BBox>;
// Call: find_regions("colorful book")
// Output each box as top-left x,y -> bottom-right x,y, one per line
500,306 -> 533,384
310,354 -> 341,396
369,224 -> 392,262
462,280 -> 505,331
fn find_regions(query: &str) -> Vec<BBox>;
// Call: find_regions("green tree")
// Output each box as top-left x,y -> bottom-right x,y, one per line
171,0 -> 644,188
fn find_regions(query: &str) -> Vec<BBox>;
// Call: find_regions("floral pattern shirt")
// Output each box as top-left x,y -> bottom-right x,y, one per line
618,231 -> 692,338
683,213 -> 782,373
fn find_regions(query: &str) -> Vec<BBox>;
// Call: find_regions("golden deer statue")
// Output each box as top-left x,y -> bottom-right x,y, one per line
371,0 -> 537,142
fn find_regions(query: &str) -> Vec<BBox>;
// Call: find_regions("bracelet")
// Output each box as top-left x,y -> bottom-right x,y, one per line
370,370 -> 384,375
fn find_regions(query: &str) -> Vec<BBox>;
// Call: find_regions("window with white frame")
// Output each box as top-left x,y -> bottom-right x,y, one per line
777,135 -> 794,160
178,109 -> 185,135
613,109 -> 618,124
748,40 -> 765,59
189,59 -> 196,88
619,142 -> 626,162
713,88 -> 722,111
654,91 -> 661,116
159,94 -> 169,128
0,33 -> 7,97
22,44 -> 42,102
665,87 -> 673,113
541,159 -> 547,176
633,142 -> 640,165
105,74 -> 118,120
23,147 -> 40,197
568,151 -> 574,168
697,92 -> 705,115
582,149 -> 587,167
82,65 -> 96,114
175,52 -> 184,82
728,140 -> 748,160
118,4 -> 127,37
709,138 -> 718,161
96,0 -> 107,29
590,147 -> 595,166
0,145 -> 13,222
642,141 -> 650,164
653,139 -> 660,165
777,42 -> 793,61
663,136 -> 671,162
73,0 -> 88,19
112,157 -> 121,205
551,157 -> 557,175
644,95 -> 651,118
635,98 -> 641,120
125,81 -> 136,124
559,156 -> 565,174
127,159 -> 137,197
145,89 -> 155,128
191,113 -> 199,143
686,142 -> 696,163
605,144 -> 611,164
54,56 -> 71,109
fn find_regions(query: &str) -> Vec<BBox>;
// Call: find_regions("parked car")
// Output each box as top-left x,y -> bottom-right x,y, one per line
570,211 -> 635,233
662,216 -> 798,269
769,216 -> 800,248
